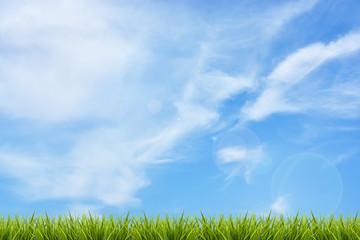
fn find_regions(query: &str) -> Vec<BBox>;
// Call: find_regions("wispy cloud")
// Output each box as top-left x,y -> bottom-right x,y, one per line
326,126 -> 360,132
241,31 -> 360,122
216,145 -> 263,185
0,0 -> 193,208
0,0 -> 341,211
271,195 -> 290,214
313,80 -> 360,118
0,0 -> 225,208
261,0 -> 319,36
268,31 -> 360,86
217,146 -> 248,164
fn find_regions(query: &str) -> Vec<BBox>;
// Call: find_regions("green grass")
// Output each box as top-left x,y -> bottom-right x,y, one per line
0,210 -> 359,239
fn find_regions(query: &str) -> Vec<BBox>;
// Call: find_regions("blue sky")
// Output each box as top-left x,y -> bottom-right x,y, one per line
0,0 -> 359,220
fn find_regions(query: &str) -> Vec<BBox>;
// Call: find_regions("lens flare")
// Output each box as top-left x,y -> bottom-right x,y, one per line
271,152 -> 343,216
212,126 -> 262,183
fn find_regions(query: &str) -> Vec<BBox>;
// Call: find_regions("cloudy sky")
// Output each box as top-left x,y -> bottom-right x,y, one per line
0,0 -> 359,220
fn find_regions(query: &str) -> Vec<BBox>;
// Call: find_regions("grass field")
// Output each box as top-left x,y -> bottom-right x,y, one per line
0,210 -> 359,239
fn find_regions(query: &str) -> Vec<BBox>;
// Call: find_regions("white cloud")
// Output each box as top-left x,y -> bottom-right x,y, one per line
271,196 -> 290,213
268,32 -> 360,86
241,88 -> 303,121
164,0 -> 321,185
262,0 -> 319,36
217,146 -> 247,164
0,0 -> 187,208
223,167 -> 255,185
0,0 -> 151,123
0,0 -> 202,207
0,135 -> 148,207
217,146 -> 263,165
242,31 -> 360,122
0,104 -> 220,207
313,80 -> 360,118
0,150 -> 53,192
216,145 -> 262,185
0,0 -> 337,210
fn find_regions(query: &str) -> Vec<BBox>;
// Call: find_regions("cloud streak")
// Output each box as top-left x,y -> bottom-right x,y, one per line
0,0 -> 224,209
0,0 -> 353,213
241,31 -> 360,121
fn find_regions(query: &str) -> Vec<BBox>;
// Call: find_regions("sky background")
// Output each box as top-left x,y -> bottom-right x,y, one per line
0,0 -> 359,220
